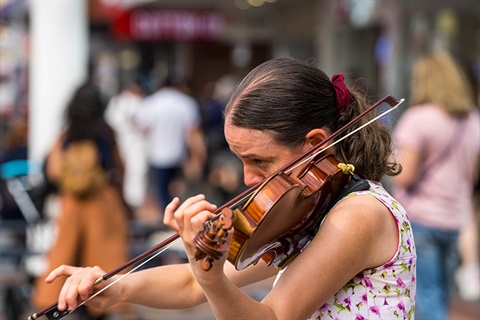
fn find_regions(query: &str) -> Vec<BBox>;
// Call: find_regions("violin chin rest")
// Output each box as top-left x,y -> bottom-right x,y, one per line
335,174 -> 370,200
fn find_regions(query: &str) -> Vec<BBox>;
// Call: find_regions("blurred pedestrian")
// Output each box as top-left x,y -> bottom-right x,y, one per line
134,76 -> 206,213
199,80 -> 244,204
105,77 -> 148,216
391,51 -> 480,319
32,82 -> 133,319
199,80 -> 227,158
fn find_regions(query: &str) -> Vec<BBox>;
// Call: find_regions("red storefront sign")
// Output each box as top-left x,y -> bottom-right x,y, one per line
112,9 -> 227,41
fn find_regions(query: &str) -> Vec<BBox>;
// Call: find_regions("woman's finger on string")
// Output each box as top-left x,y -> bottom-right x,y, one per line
189,209 -> 217,232
174,194 -> 207,217
169,194 -> 211,232
182,199 -> 217,228
165,195 -> 205,230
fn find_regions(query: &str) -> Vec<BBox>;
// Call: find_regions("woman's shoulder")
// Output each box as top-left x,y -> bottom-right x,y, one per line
329,181 -> 403,231
321,188 -> 392,244
332,191 -> 389,221
311,192 -> 397,269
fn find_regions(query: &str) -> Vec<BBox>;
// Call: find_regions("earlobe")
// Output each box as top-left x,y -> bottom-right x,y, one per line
305,129 -> 329,148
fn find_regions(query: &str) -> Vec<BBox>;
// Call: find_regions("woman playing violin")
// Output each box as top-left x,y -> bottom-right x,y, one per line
44,58 -> 416,319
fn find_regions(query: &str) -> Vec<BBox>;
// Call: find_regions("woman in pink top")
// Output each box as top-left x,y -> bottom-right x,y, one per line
392,51 -> 480,319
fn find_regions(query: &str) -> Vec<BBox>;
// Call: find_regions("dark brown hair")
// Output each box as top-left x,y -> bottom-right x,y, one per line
224,58 -> 400,181
63,82 -> 119,174
64,82 -> 115,144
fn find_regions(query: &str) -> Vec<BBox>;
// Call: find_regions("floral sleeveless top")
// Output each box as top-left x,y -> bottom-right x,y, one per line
276,181 -> 417,319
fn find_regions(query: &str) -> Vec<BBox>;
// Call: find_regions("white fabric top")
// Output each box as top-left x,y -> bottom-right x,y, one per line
135,87 -> 200,167
105,91 -> 148,207
274,181 -> 416,319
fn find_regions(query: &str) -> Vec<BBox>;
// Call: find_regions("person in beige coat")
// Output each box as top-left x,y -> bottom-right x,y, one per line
32,82 -> 133,319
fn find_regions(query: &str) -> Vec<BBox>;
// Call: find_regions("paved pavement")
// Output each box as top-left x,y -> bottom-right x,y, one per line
450,298 -> 480,320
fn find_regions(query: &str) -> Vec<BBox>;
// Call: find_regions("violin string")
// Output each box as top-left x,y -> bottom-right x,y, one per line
229,194 -> 251,211
72,237 -> 181,312
286,98 -> 405,174
209,193 -> 252,223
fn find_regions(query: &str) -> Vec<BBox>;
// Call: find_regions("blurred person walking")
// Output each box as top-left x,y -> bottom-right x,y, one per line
199,80 -> 228,159
105,78 -> 147,216
32,82 -> 133,320
134,77 -> 206,214
199,80 -> 240,204
391,51 -> 480,319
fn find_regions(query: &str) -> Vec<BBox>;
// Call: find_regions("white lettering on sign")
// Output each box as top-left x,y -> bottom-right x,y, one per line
130,10 -> 225,41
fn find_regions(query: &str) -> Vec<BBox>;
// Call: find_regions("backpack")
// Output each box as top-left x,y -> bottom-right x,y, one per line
59,140 -> 107,198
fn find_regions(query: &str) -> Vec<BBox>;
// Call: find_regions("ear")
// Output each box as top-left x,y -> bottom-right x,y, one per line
305,129 -> 329,148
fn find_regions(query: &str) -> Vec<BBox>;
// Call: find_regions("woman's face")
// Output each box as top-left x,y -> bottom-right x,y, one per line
224,121 -> 310,187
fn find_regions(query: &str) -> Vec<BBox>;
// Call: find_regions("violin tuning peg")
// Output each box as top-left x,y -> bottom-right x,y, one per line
201,257 -> 214,271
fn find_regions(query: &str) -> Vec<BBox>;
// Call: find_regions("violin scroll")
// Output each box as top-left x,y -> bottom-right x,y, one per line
194,208 -> 234,271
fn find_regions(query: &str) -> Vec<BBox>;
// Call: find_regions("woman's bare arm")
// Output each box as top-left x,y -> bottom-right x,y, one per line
48,248 -> 277,311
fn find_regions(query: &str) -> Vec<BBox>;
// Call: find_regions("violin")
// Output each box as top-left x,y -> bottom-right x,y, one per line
28,95 -> 403,320
196,152 -> 350,271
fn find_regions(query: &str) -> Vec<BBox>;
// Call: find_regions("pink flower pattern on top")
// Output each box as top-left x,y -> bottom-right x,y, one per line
308,181 -> 417,319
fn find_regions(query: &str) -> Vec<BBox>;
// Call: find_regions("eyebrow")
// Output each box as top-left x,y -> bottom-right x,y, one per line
239,153 -> 259,160
237,152 -> 275,162
229,147 -> 255,159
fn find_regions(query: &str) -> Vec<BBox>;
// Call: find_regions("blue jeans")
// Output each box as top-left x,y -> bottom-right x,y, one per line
412,222 -> 460,320
151,166 -> 181,210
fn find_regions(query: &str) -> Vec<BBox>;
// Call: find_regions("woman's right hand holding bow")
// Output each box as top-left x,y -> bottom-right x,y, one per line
45,265 -> 119,312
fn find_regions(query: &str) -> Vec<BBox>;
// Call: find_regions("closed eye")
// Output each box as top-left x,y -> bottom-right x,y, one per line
253,159 -> 265,167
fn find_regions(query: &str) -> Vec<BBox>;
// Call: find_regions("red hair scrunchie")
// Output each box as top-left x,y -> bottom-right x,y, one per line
332,73 -> 352,112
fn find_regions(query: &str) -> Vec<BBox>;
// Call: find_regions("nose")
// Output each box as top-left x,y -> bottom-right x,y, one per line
243,168 -> 264,187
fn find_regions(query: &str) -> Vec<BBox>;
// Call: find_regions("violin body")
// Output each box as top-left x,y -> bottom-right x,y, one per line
226,153 -> 350,270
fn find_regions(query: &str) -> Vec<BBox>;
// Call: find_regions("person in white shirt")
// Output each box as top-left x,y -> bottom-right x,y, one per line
134,77 -> 206,212
105,79 -> 147,213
